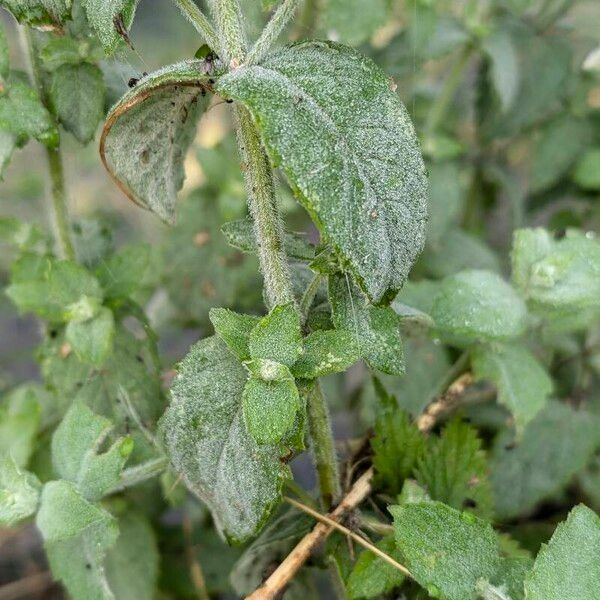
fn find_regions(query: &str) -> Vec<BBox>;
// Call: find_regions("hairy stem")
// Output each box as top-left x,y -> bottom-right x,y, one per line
247,0 -> 302,65
234,106 -> 296,308
208,0 -> 247,63
172,0 -> 220,50
303,380 -> 341,509
106,457 -> 169,495
425,45 -> 473,136
20,27 -> 75,261
299,272 -> 323,324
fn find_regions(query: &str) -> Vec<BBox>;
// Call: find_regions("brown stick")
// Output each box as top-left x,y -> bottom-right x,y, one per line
246,372 -> 474,600
0,572 -> 54,600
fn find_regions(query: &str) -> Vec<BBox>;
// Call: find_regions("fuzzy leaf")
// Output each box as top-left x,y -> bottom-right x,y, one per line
0,78 -> 59,147
0,0 -> 70,29
217,41 -> 428,303
346,535 -> 406,600
415,419 -> 493,518
490,401 -> 600,519
65,306 -> 115,367
525,504 -> 600,599
291,329 -> 359,379
0,24 -> 8,79
243,377 -> 299,445
81,0 -> 139,53
0,455 -> 41,526
50,62 -> 105,144
472,344 -> 551,434
431,270 -> 527,347
511,228 -> 600,321
95,244 -> 150,299
391,501 -> 502,600
221,219 -> 315,261
36,480 -> 119,599
0,385 -> 41,467
104,512 -> 159,600
209,307 -> 260,361
163,336 -> 288,543
248,303 -> 302,367
371,385 -> 425,495
51,401 -> 133,501
329,273 -> 404,375
100,61 -> 213,222
6,257 -> 103,322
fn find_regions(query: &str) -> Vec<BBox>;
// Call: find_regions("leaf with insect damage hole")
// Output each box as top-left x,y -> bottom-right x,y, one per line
0,0 -> 71,30
329,273 -> 404,375
163,336 -> 289,543
217,41 -> 428,304
52,401 -> 133,502
525,504 -> 600,600
100,61 -> 213,223
80,0 -> 139,54
36,480 -> 119,599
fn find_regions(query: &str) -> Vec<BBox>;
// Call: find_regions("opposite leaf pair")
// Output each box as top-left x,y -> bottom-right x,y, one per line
210,303 -> 358,444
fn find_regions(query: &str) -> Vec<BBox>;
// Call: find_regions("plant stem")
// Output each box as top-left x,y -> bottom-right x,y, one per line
172,0 -> 220,51
234,106 -> 296,308
106,457 -> 169,495
247,0 -> 302,65
303,380 -> 341,509
208,0 -> 247,63
425,45 -> 473,136
20,27 -> 75,261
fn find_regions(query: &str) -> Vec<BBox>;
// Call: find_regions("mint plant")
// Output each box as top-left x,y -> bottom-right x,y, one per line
1,1 -> 600,599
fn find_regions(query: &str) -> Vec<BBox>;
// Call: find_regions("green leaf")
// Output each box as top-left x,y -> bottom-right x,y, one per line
471,344 -> 552,434
530,116 -> 590,193
0,78 -> 59,147
0,0 -> 71,29
39,324 -> 164,430
525,504 -> 600,599
163,336 -> 288,543
371,384 -> 425,495
217,41 -> 428,303
415,419 -> 493,518
243,376 -> 299,445
291,329 -> 359,379
0,24 -> 9,79
319,0 -> 390,45
51,401 -> 133,501
49,62 -> 105,144
573,147 -> 600,190
39,36 -> 102,71
512,228 -> 600,320
346,536 -> 406,600
0,455 -> 41,526
81,0 -> 139,53
209,307 -> 260,361
104,512 -> 159,600
248,303 -> 302,367
6,257 -> 103,322
0,385 -> 41,467
96,244 -> 150,299
431,270 -> 527,347
490,401 -> 600,519
36,480 -> 119,599
482,29 -> 520,113
329,273 -> 404,375
221,219 -> 315,261
391,501 -> 502,600
100,62 -> 213,223
66,307 -> 115,367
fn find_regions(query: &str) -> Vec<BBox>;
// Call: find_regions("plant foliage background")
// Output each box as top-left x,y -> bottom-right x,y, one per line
0,0 -> 599,599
